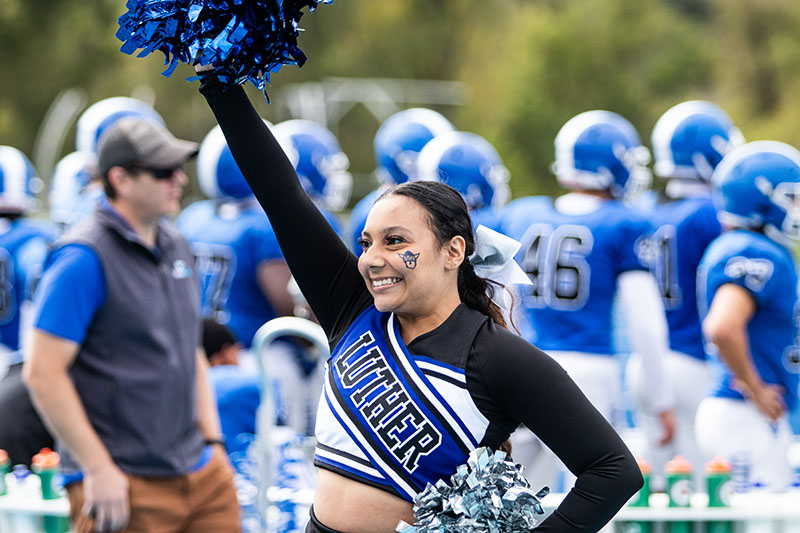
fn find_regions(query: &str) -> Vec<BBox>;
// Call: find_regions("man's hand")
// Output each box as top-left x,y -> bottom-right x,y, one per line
734,378 -> 785,421
657,409 -> 677,446
752,384 -> 786,421
82,462 -> 130,532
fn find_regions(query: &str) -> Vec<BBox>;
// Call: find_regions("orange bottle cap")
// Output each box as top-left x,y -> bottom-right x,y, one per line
705,457 -> 731,474
32,449 -> 60,469
665,455 -> 692,474
0,449 -> 7,464
636,457 -> 652,474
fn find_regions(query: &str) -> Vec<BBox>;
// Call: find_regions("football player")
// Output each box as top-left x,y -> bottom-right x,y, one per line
49,151 -> 101,237
176,124 -> 292,347
416,130 -> 510,231
506,111 -> 675,491
629,101 -> 744,490
177,125 -> 322,434
49,97 -> 165,235
75,96 -> 164,155
349,108 -> 454,253
696,141 -> 800,492
0,146 -> 53,465
272,119 -> 352,237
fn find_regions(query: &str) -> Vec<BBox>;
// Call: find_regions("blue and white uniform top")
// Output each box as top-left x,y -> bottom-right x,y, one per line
315,306 -> 489,501
176,199 -> 283,348
698,229 -> 800,411
648,192 -> 721,360
0,219 -> 51,355
507,193 -> 651,352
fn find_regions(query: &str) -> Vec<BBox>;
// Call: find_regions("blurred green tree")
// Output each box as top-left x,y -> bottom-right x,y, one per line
1,0 -> 800,205
456,0 -> 715,197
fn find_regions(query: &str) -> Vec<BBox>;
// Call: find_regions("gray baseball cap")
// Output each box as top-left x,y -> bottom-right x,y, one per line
97,117 -> 199,177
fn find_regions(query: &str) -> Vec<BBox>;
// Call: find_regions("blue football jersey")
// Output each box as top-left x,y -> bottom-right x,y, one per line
0,219 -> 51,351
469,206 -> 503,233
176,200 -> 283,347
499,196 -> 553,238
648,196 -> 721,360
508,199 -> 651,353
698,230 -> 800,411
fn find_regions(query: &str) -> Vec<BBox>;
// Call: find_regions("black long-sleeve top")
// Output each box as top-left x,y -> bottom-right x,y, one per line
200,78 -> 643,531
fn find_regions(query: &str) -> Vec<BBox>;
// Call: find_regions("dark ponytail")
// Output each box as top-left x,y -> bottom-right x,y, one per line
380,181 -> 510,328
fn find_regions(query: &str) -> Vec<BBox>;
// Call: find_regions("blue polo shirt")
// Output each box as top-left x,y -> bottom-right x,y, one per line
33,244 -> 105,344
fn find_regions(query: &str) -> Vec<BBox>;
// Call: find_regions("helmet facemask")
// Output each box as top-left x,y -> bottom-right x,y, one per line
756,176 -> 800,243
617,144 -> 651,201
319,151 -> 352,212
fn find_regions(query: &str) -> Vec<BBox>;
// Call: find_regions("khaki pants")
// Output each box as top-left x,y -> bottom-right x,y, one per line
67,447 -> 240,532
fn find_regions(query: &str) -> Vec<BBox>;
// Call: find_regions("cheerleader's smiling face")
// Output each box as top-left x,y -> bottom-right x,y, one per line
358,194 -> 463,317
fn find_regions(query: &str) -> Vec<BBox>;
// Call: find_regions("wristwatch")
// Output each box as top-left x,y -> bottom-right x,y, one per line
204,437 -> 226,447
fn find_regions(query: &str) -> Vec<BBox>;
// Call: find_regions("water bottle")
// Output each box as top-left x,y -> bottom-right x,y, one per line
235,471 -> 262,533
0,449 -> 9,496
664,455 -> 693,533
729,451 -> 751,494
7,465 -> 44,532
31,448 -> 69,533
32,448 -> 60,500
230,437 -> 264,533
621,458 -> 651,533
705,457 -> 732,533
274,435 -> 309,533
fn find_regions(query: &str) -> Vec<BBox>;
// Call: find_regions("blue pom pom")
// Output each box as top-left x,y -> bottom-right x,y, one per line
116,0 -> 331,97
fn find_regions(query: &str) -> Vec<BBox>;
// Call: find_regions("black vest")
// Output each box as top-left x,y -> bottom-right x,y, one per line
56,207 -> 203,476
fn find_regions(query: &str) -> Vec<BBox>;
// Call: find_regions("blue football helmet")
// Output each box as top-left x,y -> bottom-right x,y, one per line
273,119 -> 352,211
0,146 -> 42,214
552,110 -> 651,199
197,124 -> 271,201
651,100 -> 744,181
712,141 -> 800,245
374,108 -> 455,185
416,131 -> 510,210
49,151 -> 101,230
76,97 -> 164,155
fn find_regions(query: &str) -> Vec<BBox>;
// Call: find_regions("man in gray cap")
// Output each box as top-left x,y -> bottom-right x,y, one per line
24,117 -> 240,532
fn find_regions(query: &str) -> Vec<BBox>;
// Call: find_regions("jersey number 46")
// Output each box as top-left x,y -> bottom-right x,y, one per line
520,224 -> 593,311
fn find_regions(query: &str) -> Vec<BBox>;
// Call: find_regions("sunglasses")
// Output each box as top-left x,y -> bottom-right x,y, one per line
126,166 -> 182,180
